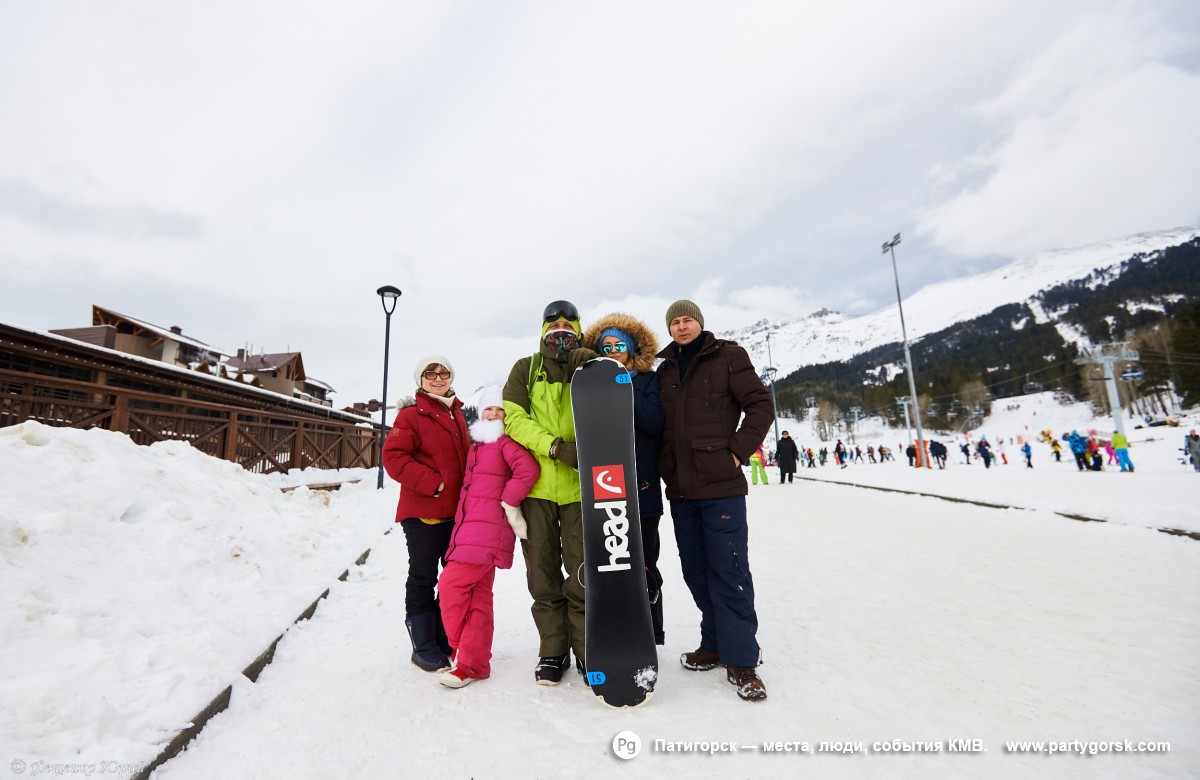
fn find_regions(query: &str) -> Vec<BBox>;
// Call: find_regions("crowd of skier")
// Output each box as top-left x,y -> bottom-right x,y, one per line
752,427 -> 1200,478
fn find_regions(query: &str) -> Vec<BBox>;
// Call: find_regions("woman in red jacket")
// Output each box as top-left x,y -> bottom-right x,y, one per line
383,355 -> 469,672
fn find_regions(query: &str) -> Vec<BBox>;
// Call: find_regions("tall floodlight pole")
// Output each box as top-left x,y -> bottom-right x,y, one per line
765,332 -> 781,446
883,233 -> 929,468
763,366 -> 781,448
376,285 -> 402,488
897,396 -> 913,450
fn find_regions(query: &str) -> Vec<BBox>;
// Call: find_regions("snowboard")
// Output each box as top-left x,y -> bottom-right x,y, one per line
571,357 -> 658,708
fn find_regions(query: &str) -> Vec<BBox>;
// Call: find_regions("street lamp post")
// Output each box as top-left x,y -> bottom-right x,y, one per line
376,285 -> 402,488
882,234 -> 930,468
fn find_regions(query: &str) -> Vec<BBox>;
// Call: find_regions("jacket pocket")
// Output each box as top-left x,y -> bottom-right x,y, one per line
692,437 -> 737,482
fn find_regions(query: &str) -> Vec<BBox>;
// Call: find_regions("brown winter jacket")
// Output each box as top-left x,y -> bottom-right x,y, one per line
656,331 -> 774,501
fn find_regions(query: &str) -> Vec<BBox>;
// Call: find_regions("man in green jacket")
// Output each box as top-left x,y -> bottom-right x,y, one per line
503,300 -> 596,685
1111,430 -> 1134,472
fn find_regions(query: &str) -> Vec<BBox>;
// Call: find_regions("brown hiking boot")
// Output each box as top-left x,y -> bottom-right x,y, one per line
680,647 -> 721,671
727,665 -> 767,701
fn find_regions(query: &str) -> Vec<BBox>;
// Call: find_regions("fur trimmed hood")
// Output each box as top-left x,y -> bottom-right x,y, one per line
582,313 -> 661,373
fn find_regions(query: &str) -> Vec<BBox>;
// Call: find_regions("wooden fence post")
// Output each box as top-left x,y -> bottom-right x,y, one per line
224,411 -> 239,463
112,394 -> 129,434
292,421 -> 305,470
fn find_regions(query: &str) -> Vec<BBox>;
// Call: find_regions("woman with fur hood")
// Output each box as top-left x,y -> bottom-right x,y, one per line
437,383 -> 540,688
582,313 -> 667,645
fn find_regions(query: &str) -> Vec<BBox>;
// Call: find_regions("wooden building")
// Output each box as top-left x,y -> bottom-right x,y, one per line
3,320 -> 375,474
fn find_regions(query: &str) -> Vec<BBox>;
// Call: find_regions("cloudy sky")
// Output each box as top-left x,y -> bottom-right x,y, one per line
2,0 -> 1198,406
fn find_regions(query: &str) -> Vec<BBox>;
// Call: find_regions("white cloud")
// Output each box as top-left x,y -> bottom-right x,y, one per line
2,1 -> 1197,404
917,5 -> 1200,256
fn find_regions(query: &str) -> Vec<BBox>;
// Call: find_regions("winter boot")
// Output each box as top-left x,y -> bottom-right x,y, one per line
405,611 -> 451,672
534,653 -> 570,686
649,588 -> 665,646
680,647 -> 721,671
576,656 -> 591,688
433,600 -> 452,658
439,665 -> 485,688
727,665 -> 767,701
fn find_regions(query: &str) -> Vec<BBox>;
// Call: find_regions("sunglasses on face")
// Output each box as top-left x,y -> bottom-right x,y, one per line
542,300 -> 580,323
422,370 -> 451,381
601,342 -> 628,354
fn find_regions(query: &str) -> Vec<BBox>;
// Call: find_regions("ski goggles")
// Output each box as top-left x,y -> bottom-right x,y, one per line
601,341 -> 628,355
542,300 -> 580,323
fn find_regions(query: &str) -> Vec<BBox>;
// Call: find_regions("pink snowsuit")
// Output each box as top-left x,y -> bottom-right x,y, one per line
438,422 -> 539,679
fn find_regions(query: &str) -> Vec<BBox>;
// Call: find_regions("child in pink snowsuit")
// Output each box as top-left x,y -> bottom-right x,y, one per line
437,384 -> 539,688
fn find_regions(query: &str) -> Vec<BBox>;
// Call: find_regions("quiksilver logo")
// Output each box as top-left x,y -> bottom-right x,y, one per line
592,465 -> 631,572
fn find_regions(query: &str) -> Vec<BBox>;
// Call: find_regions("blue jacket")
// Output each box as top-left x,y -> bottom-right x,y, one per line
1065,432 -> 1087,454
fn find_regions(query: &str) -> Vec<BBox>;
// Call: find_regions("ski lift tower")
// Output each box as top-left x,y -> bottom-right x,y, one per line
1075,342 -> 1139,440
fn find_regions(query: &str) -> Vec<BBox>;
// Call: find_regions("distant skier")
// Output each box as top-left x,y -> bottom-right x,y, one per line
749,446 -> 769,485
905,444 -> 916,467
1186,430 -> 1200,472
960,442 -> 971,464
1064,431 -> 1088,471
1086,435 -> 1103,471
1022,441 -> 1033,468
1051,439 -> 1062,462
977,437 -> 993,469
929,440 -> 947,469
1111,430 -> 1134,473
776,431 -> 799,484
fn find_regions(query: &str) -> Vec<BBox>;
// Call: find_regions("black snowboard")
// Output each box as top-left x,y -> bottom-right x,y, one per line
572,357 -> 658,707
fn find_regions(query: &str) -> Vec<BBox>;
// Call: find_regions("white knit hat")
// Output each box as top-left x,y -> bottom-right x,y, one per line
413,355 -> 454,386
478,382 -> 504,411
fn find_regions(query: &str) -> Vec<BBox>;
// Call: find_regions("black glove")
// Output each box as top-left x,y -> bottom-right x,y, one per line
550,437 -> 579,469
569,347 -> 597,370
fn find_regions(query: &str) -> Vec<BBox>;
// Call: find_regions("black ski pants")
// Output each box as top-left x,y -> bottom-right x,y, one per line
400,518 -> 453,616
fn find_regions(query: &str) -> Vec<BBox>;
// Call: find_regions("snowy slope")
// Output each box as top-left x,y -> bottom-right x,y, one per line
729,227 -> 1200,378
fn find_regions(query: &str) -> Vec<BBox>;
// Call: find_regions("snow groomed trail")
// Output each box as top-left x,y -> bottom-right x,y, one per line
154,482 -> 1200,780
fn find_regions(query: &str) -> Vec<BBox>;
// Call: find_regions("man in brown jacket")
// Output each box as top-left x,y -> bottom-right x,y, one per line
656,299 -> 774,701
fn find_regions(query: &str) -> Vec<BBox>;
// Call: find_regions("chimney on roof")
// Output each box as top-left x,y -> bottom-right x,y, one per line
237,348 -> 245,360
170,325 -> 182,335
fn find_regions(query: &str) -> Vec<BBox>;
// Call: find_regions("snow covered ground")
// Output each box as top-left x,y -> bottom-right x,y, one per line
2,396 -> 1198,779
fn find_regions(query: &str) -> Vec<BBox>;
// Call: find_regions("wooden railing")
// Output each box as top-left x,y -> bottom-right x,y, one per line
0,368 -> 379,474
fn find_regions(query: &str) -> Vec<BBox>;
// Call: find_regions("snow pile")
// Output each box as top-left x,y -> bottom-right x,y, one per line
0,422 -> 392,766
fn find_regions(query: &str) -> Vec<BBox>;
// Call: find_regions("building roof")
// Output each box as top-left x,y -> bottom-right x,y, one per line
226,352 -> 308,382
92,305 -> 226,356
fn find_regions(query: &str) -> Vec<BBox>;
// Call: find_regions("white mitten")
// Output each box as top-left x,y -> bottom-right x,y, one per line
501,501 -> 528,540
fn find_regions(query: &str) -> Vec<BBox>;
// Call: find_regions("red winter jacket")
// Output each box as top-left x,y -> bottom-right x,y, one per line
383,392 -> 469,522
447,428 -> 540,569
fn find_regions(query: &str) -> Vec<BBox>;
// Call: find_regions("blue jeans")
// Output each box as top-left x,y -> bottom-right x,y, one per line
670,496 -> 760,667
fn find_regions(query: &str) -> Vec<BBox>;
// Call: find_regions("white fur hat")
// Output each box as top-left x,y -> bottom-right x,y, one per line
413,355 -> 454,386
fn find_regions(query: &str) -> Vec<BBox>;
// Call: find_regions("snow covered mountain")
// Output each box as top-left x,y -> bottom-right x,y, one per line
724,226 -> 1200,379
